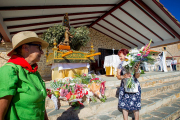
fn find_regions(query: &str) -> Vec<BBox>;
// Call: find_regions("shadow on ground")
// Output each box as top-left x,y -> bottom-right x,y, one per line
57,106 -> 84,120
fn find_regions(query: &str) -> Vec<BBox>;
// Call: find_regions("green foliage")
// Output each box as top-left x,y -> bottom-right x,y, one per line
41,24 -> 90,50
146,56 -> 155,64
91,96 -> 97,102
127,77 -> 135,88
42,24 -> 65,47
50,80 -> 64,90
70,26 -> 90,50
71,102 -> 80,110
140,70 -> 145,74
100,95 -> 107,102
74,74 -> 91,84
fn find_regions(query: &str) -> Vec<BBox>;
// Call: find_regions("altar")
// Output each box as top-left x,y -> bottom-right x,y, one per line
51,63 -> 89,80
46,40 -> 101,80
104,55 -> 121,77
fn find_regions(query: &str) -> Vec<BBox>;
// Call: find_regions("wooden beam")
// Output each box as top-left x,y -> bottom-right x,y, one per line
96,23 -> 138,47
89,0 -> 130,27
103,18 -> 145,45
119,8 -> 163,41
151,41 -> 180,48
92,27 -> 131,48
4,11 -> 105,21
110,13 -> 151,43
0,25 -> 10,42
7,16 -> 99,29
10,21 -> 92,35
0,4 -> 115,11
133,0 -> 180,40
152,0 -> 180,28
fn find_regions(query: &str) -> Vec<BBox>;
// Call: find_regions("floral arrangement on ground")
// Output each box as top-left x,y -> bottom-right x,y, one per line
46,73 -> 106,110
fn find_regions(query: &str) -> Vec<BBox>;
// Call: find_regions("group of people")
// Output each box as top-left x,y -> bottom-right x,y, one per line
0,31 -> 141,120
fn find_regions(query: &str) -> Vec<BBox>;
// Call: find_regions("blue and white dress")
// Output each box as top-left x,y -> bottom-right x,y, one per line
118,63 -> 141,110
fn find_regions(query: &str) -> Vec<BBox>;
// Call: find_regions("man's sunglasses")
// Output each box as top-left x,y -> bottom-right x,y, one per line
26,43 -> 42,51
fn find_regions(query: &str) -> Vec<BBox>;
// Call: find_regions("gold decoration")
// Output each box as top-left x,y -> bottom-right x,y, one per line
62,27 -> 73,46
53,38 -> 57,48
62,51 -> 73,57
90,42 -> 95,54
45,48 -> 49,58
86,52 -> 101,58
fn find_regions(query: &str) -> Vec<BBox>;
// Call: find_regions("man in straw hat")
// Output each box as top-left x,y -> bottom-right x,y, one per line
0,31 -> 49,120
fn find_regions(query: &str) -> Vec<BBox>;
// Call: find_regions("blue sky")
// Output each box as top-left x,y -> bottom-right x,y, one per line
160,0 -> 180,22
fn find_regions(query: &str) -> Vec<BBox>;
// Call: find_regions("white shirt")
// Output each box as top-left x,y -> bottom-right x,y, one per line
172,60 -> 177,65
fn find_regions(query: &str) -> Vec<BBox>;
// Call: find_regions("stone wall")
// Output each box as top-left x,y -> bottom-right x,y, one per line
0,51 -> 10,67
151,44 -> 180,57
80,28 -> 129,59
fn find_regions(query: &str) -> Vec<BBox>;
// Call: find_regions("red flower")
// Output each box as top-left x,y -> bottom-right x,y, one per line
46,88 -> 51,92
83,73 -> 86,77
78,101 -> 83,105
66,91 -> 72,100
47,94 -> 52,99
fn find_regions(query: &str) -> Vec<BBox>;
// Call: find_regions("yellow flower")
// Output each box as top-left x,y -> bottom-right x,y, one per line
125,58 -> 128,62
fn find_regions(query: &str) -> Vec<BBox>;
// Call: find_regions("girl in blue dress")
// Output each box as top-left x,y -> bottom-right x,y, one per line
117,49 -> 141,120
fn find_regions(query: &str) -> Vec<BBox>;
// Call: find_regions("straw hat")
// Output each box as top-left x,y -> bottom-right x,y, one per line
7,31 -> 49,56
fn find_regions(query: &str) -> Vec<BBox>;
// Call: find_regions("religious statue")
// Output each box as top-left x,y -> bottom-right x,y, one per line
58,13 -> 73,50
61,27 -> 73,46
62,13 -> 70,29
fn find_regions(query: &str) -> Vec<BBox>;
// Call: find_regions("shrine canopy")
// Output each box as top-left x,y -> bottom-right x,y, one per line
0,0 -> 180,48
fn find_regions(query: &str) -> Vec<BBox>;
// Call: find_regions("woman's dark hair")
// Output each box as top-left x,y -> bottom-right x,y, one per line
118,49 -> 129,56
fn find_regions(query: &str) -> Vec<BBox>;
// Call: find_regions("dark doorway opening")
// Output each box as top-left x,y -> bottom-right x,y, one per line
90,48 -> 119,75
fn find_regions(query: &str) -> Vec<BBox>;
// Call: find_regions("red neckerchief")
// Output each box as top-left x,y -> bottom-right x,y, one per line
8,54 -> 38,73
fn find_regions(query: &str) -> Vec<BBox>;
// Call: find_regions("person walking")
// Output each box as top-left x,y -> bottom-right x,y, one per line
116,49 -> 141,120
0,31 -> 49,120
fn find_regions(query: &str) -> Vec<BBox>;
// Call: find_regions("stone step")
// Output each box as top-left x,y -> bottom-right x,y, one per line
44,72 -> 180,89
46,81 -> 180,119
104,71 -> 180,87
141,79 -> 180,99
105,75 -> 180,98
82,87 -> 180,120
140,98 -> 180,120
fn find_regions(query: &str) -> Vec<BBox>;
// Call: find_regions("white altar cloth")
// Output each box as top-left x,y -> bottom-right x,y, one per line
51,63 -> 90,71
104,55 -> 121,76
104,55 -> 121,69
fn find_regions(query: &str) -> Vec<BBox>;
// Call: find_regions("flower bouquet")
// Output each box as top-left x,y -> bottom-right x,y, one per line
122,39 -> 155,92
46,73 -> 106,110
